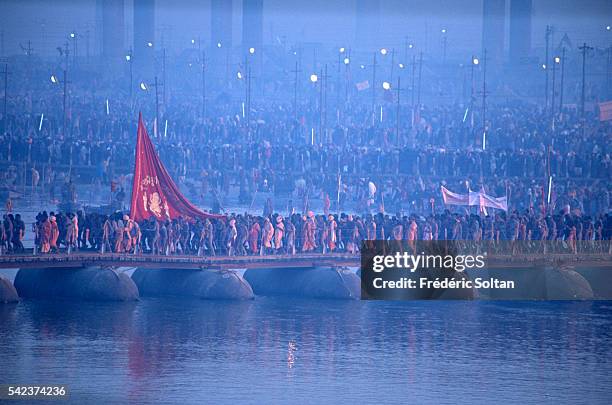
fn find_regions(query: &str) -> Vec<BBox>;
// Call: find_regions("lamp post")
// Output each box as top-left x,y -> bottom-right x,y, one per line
2,63 -> 7,136
411,54 -> 416,127
50,70 -> 72,173
470,56 -> 479,128
343,55 -> 350,105
201,51 -> 207,119
50,70 -> 69,139
481,49 -> 488,150
552,56 -> 560,121
417,52 -> 423,108
441,28 -> 447,63
291,61 -> 301,120
372,52 -> 378,117
544,25 -> 551,111
126,49 -> 133,102
559,47 -> 566,111
140,77 -> 163,136
579,42 -> 593,119
69,31 -> 77,66
310,72 -> 320,143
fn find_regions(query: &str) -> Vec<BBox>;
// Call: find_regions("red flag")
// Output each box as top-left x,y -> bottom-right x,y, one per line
130,113 -> 225,222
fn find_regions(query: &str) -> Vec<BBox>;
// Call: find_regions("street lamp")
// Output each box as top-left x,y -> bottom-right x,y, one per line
343,57 -> 350,65
249,47 -> 255,54
50,71 -> 68,138
191,38 -> 196,45
310,74 -> 318,83
140,82 -> 148,91
237,71 -> 243,79
217,42 -> 222,48
339,47 -> 345,53
382,81 -> 391,90
554,56 -> 561,64
380,48 -> 388,55
398,63 -> 404,69
473,57 -> 479,65
542,64 -> 547,69
126,49 -> 133,101
360,64 -> 365,69
147,42 -> 153,47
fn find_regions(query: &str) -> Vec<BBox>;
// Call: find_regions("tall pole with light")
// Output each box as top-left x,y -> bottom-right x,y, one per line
481,49 -> 488,150
470,56 -> 479,128
579,42 -> 593,119
126,49 -> 133,103
2,63 -> 7,136
551,55 -> 560,123
441,28 -> 447,63
139,77 -> 163,137
291,61 -> 300,120
69,31 -> 77,67
202,51 -> 207,119
559,47 -> 566,111
50,71 -> 69,139
310,73 -> 319,144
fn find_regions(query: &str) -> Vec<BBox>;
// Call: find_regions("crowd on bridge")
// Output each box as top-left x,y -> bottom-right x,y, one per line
2,206 -> 611,256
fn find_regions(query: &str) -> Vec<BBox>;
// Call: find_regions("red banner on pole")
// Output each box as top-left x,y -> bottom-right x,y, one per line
130,113 -> 225,222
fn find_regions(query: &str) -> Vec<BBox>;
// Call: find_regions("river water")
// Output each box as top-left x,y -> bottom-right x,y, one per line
1,297 -> 611,404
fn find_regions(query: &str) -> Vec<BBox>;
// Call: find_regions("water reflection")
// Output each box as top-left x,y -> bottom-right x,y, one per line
1,299 -> 611,403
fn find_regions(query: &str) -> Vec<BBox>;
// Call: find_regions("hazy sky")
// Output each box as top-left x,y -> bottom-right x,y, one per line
0,0 -> 610,58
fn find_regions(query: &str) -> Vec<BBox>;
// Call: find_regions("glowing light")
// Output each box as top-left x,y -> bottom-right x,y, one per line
217,42 -> 222,48
237,71 -> 243,79
408,44 -> 414,49
191,38 -> 196,44
382,81 -> 391,90
140,82 -> 148,91
472,57 -> 479,65
343,57 -> 350,65
310,74 -> 318,83
339,47 -> 345,53
50,75 -> 58,84
125,54 -> 131,61
398,63 -> 404,69
542,64 -> 547,69
70,32 -> 75,38
380,48 -> 388,55
360,64 -> 365,69
554,56 -> 560,63
249,47 -> 255,54
441,28 -> 447,34
147,42 -> 153,47
607,25 -> 611,31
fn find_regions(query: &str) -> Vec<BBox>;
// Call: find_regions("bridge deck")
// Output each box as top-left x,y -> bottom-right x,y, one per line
0,252 -> 610,270
0,252 -> 360,270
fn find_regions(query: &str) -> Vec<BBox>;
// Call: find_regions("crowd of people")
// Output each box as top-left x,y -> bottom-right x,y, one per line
1,95 -> 610,217
1,206 -> 610,256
